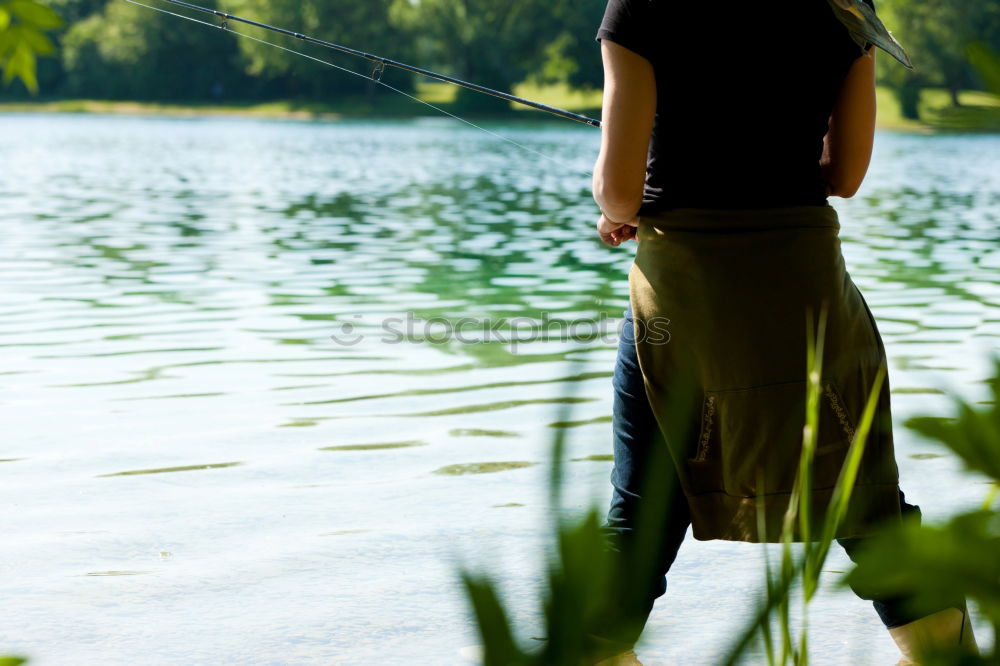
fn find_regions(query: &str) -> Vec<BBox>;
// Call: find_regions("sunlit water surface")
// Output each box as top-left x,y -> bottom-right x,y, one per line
2,114 -> 998,664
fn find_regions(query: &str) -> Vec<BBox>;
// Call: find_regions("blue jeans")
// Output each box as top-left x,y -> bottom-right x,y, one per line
600,305 -> 943,648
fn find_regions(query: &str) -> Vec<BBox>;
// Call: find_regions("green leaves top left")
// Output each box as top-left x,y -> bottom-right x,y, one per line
0,0 -> 63,93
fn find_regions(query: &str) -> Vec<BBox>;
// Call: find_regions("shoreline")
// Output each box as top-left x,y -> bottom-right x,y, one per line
0,99 -> 603,127
2,86 -> 998,133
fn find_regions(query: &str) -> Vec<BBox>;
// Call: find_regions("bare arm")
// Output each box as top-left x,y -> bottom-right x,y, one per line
821,46 -> 877,198
592,39 -> 657,224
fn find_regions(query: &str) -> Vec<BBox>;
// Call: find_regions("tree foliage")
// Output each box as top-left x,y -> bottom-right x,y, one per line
228,0 -> 408,97
388,0 -> 582,111
0,0 -> 62,93
875,0 -> 1000,117
3,0 -> 1000,107
60,0 -> 244,99
541,0 -> 607,90
44,0 -> 108,25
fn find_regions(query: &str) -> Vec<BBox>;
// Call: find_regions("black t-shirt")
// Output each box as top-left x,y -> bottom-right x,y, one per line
595,0 -> 875,214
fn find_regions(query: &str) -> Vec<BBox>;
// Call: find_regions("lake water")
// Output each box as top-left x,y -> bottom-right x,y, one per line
1,113 -> 998,665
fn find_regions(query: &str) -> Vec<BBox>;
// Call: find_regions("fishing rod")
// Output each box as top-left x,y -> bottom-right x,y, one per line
143,0 -> 602,128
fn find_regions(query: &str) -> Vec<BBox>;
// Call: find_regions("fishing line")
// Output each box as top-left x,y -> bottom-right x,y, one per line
124,0 -> 594,177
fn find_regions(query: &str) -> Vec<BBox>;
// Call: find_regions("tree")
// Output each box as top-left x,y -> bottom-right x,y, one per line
0,0 -> 62,93
228,0 -> 409,98
388,0 -> 575,111
60,0 -> 243,100
876,0 -> 1000,118
45,0 -> 109,24
539,0 -> 607,91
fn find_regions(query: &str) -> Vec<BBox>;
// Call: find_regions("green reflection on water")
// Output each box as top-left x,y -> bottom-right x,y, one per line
319,440 -> 426,451
432,461 -> 537,475
549,415 -> 612,428
97,462 -> 243,477
399,396 -> 596,417
449,428 -> 521,438
319,529 -> 371,536
297,370 -> 610,406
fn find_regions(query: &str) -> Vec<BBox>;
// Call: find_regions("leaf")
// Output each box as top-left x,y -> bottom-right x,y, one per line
967,42 -> 1000,97
842,511 -> 1000,623
6,40 -> 37,93
9,0 -> 62,30
0,29 -> 14,58
904,356 -> 1000,482
0,657 -> 28,666
0,7 -> 11,33
459,570 -> 524,666
18,26 -> 55,56
808,362 -> 887,590
544,510 -> 620,664
825,0 -> 913,69
1,56 -> 13,85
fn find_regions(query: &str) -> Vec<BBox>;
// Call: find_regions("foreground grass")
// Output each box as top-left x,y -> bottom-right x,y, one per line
2,83 -> 998,131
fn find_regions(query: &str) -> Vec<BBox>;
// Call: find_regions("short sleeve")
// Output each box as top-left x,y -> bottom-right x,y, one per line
595,0 -> 657,64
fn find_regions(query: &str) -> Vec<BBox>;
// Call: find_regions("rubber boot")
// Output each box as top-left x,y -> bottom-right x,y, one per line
888,604 -> 979,665
591,648 -> 642,666
585,631 -> 643,666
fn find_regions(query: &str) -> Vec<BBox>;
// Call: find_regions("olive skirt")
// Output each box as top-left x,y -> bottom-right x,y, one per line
628,204 -> 903,543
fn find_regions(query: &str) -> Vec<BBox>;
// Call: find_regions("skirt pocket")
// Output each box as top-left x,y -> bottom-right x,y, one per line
685,379 -> 857,498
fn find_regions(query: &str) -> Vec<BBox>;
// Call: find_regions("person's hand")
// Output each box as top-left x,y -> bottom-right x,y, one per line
596,212 -> 640,247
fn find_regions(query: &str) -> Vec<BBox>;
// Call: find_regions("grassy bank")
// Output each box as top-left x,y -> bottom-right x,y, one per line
1,83 -> 998,131
875,86 -> 1000,132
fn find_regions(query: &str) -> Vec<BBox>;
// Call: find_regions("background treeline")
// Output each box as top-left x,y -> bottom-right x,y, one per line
876,0 -> 1000,118
4,0 -> 1000,117
3,0 -> 609,108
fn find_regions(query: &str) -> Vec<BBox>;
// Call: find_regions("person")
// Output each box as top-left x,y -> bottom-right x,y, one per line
588,1 -> 979,664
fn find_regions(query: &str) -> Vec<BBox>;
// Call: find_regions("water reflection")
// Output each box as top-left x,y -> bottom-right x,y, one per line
319,441 -> 427,451
432,461 -> 537,475
97,462 -> 244,477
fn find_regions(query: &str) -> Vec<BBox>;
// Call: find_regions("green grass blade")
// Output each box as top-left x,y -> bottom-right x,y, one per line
459,571 -> 524,665
809,363 -> 886,579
